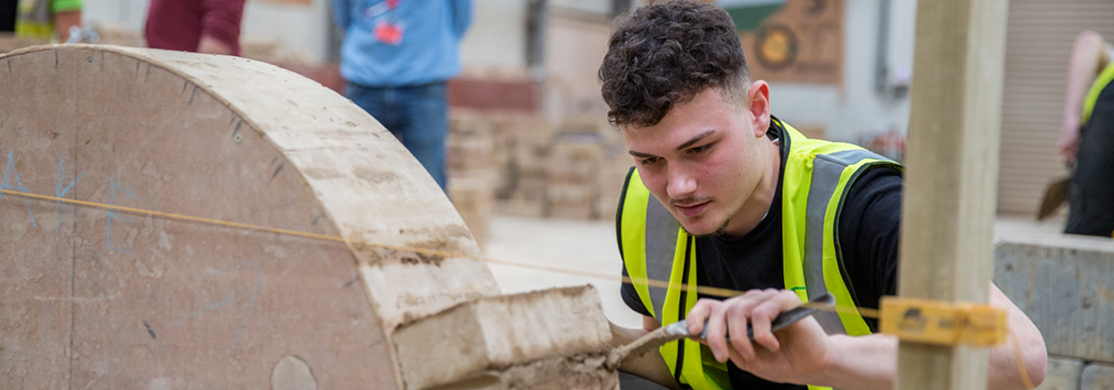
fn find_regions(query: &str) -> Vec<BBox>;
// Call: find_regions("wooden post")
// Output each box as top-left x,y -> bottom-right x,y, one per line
897,0 -> 1010,389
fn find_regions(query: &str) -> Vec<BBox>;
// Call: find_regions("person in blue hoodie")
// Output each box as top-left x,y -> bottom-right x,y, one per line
332,0 -> 471,191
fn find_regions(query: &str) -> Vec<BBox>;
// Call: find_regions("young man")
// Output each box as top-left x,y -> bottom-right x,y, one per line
600,3 -> 1047,389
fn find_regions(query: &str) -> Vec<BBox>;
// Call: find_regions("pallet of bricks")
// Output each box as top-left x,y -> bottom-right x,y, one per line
447,112 -> 634,245
545,117 -> 631,220
447,110 -> 502,247
486,115 -> 631,221
496,113 -> 553,219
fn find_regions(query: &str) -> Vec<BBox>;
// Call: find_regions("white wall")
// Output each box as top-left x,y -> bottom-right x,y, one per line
82,0 -> 332,61
550,0 -> 611,15
83,0 -> 149,30
768,0 -> 915,142
241,1 -> 330,61
459,0 -> 528,72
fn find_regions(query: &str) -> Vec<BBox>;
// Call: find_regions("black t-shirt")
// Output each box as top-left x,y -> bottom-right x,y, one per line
1066,77 -> 1114,236
619,125 -> 902,390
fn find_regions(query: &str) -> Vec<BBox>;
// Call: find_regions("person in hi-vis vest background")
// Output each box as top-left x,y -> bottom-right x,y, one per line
598,2 -> 1048,390
1059,30 -> 1114,238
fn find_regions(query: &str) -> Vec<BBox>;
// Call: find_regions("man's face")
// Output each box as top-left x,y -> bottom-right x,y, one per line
620,87 -> 771,236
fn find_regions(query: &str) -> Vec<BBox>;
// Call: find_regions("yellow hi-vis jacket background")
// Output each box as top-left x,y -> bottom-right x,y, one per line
15,0 -> 82,41
617,118 -> 902,390
1082,60 -> 1114,127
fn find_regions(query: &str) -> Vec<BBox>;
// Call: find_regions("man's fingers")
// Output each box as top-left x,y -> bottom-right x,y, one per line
749,302 -> 780,352
705,301 -> 730,362
726,305 -> 754,360
686,299 -> 717,336
721,289 -> 777,358
684,289 -> 803,363
750,290 -> 805,352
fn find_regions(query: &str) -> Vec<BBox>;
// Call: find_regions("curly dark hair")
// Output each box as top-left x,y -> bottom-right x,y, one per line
599,1 -> 750,127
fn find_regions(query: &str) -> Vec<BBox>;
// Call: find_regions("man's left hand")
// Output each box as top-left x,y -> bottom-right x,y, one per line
686,288 -> 832,385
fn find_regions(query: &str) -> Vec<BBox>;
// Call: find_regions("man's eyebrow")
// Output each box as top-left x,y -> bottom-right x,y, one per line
627,130 -> 716,158
675,130 -> 715,152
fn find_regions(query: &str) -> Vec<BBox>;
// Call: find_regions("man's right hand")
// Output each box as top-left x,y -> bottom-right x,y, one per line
685,289 -> 834,385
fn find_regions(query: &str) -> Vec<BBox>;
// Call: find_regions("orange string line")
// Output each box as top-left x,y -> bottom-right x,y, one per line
1010,330 -> 1035,389
0,187 -> 910,322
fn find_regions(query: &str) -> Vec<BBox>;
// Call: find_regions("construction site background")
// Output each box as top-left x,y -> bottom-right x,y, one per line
4,1 -> 1114,388
2,0 -> 1091,235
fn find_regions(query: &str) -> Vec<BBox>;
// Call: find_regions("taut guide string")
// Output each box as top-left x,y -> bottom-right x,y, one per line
0,188 -> 1035,389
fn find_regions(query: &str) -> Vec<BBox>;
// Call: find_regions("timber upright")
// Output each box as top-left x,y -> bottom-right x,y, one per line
599,2 -> 1048,389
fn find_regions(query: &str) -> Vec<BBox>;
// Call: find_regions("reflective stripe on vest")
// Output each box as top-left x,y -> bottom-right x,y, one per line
620,169 -> 682,320
1082,61 -> 1114,126
617,118 -> 901,390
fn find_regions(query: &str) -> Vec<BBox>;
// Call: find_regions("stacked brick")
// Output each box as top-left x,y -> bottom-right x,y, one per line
447,111 -> 633,231
496,114 -> 555,218
994,237 -> 1114,390
447,112 -> 500,246
548,119 -> 606,220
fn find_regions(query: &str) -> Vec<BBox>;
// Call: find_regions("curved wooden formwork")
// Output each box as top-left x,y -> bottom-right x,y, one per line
0,45 -> 505,389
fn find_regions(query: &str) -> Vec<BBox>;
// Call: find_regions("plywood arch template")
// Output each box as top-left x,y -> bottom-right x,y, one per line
0,45 -> 499,389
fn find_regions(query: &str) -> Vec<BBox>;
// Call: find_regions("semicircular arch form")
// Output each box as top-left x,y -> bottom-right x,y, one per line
0,45 -> 498,389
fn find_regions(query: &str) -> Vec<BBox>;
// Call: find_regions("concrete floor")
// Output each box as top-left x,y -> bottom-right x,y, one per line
483,211 -> 1073,330
484,215 -> 643,328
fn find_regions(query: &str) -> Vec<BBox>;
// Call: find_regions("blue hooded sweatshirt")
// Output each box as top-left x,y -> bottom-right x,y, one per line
332,0 -> 471,87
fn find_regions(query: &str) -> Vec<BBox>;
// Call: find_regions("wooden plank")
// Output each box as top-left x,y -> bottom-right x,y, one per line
896,0 -> 1009,388
994,237 -> 1114,363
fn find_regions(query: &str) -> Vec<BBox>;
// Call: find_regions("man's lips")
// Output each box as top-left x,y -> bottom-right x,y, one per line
673,200 -> 710,217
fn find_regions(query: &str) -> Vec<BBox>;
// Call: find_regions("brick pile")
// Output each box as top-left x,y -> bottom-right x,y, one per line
447,111 -> 633,230
447,111 -> 500,246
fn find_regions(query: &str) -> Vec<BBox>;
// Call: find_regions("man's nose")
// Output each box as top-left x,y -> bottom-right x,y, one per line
665,165 -> 697,200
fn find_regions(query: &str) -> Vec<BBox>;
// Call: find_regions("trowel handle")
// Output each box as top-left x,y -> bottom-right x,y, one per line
683,292 -> 836,341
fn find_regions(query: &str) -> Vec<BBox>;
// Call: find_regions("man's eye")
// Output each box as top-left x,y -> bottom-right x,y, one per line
690,145 -> 709,154
640,157 -> 660,165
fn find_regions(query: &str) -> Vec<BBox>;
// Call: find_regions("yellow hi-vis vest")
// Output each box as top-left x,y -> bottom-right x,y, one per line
15,0 -> 83,41
617,118 -> 902,390
1082,60 -> 1114,127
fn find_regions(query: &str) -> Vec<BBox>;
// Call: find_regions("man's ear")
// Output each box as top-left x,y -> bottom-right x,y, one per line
747,81 -> 771,138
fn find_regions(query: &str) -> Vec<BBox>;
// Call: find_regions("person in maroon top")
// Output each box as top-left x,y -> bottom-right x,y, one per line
145,0 -> 246,56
